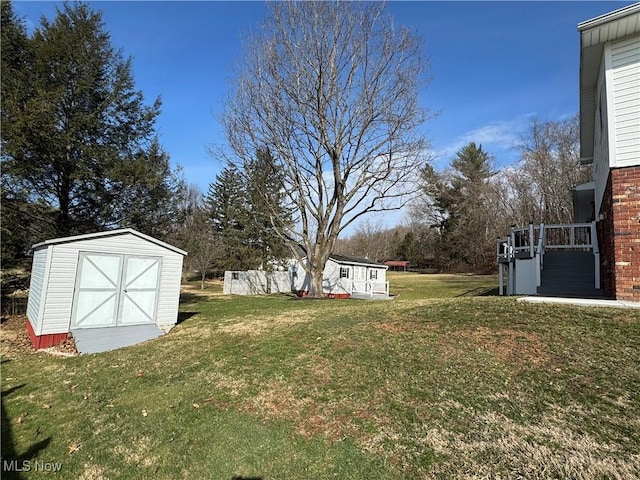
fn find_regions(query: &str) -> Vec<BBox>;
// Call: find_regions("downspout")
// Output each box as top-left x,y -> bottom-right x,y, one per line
592,221 -> 600,289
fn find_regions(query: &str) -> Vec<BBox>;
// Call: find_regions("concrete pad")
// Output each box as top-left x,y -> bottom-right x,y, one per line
517,296 -> 640,309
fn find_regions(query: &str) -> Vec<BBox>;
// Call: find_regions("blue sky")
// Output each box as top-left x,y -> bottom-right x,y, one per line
13,0 -> 632,228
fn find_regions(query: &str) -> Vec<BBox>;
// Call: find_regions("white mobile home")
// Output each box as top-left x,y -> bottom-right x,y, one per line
290,254 -> 389,299
26,228 -> 186,353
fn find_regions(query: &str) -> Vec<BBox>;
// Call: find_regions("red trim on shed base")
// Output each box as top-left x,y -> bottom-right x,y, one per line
26,319 -> 68,349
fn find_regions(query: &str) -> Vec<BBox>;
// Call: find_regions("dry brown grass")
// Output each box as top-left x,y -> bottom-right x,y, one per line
421,408 -> 640,479
78,464 -> 108,480
437,326 -> 559,370
216,310 -> 315,336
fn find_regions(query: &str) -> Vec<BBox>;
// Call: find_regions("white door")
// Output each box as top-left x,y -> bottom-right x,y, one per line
118,256 -> 161,325
71,253 -> 161,328
353,266 -> 367,292
71,253 -> 123,328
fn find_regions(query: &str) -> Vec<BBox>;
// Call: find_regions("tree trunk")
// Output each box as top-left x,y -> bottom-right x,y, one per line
308,262 -> 325,298
201,272 -> 206,290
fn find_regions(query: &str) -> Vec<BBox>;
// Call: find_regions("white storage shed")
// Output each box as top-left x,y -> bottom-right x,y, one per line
26,228 -> 187,353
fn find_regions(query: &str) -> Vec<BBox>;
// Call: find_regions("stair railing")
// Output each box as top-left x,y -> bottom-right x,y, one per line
542,223 -> 593,250
497,222 -> 601,296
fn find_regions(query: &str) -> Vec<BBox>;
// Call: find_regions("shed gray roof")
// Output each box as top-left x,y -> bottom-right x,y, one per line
31,228 -> 187,256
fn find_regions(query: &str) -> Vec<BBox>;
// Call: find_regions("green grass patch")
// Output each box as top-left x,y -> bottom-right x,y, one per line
2,273 -> 639,479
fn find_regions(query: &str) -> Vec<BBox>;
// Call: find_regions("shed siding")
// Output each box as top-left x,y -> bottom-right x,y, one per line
611,34 -> 640,167
26,246 -> 49,333
40,233 -> 183,335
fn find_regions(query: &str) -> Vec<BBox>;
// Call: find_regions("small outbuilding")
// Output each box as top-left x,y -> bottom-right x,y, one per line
26,228 -> 187,353
290,254 -> 390,299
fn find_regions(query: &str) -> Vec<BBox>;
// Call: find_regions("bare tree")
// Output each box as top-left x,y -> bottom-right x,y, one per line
512,115 -> 590,225
222,2 -> 432,296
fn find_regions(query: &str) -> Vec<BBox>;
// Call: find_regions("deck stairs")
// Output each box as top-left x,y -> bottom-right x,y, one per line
537,251 -> 606,298
497,222 -> 608,298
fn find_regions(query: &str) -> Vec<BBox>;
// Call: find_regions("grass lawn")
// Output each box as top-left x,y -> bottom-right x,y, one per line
2,272 -> 639,479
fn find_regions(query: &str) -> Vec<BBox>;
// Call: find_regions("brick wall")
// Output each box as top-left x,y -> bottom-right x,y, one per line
597,175 -> 615,297
599,166 -> 640,301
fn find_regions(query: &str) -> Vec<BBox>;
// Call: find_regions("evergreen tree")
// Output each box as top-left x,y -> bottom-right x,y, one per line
0,2 -> 49,264
206,150 -> 293,271
205,166 -> 253,270
109,139 -> 185,239
245,148 -> 292,266
419,143 -> 496,271
1,2 -> 162,239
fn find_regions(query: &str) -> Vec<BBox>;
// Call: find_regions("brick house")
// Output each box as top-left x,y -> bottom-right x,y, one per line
579,4 -> 640,301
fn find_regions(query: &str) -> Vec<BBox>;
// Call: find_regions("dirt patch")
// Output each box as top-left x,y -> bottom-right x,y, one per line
1,315 -> 34,354
1,315 -> 78,357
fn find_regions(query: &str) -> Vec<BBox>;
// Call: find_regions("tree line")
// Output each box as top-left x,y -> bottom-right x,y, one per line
2,2 -> 589,289
336,115 -> 591,273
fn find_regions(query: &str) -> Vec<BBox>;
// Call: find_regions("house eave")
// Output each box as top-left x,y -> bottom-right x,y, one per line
579,3 -> 640,161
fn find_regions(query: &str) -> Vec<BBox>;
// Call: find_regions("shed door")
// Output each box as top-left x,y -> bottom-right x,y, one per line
118,256 -> 161,325
71,253 -> 161,329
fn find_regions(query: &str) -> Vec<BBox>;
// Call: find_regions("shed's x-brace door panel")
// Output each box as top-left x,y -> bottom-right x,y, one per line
119,256 -> 161,325
71,253 -> 161,329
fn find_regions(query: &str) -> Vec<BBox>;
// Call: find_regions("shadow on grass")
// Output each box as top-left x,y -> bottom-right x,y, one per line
1,380 -> 52,480
231,476 -> 262,480
177,311 -> 198,324
179,292 -> 203,306
457,286 -> 500,297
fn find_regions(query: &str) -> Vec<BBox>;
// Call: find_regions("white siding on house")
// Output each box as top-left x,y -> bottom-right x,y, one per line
611,34 -> 640,168
223,270 -> 291,295
323,259 -> 351,295
26,246 -> 50,333
39,233 -> 183,335
289,257 -> 388,296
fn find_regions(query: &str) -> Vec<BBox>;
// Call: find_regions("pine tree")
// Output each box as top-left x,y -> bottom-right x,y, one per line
109,139 -> 185,239
245,148 -> 292,267
419,142 -> 496,271
1,2 -> 161,238
205,166 -> 253,270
